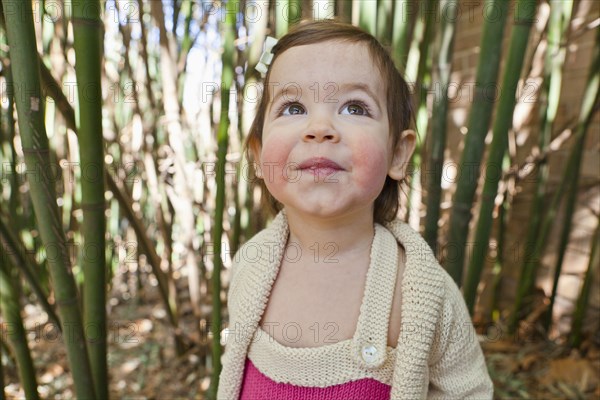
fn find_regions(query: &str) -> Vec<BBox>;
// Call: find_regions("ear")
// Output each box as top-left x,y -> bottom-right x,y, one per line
388,129 -> 416,181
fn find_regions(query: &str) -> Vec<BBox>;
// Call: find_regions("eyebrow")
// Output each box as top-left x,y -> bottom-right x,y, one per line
338,83 -> 382,111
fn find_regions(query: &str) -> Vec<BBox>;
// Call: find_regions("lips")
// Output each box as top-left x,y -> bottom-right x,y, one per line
297,157 -> 344,177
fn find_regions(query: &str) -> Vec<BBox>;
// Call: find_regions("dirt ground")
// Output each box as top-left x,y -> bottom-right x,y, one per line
2,284 -> 599,399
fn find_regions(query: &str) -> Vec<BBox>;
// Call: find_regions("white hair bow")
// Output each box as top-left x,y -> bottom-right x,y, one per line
255,36 -> 278,78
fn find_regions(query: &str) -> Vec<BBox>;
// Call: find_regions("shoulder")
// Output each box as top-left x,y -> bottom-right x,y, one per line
383,219 -> 479,344
384,219 -> 449,295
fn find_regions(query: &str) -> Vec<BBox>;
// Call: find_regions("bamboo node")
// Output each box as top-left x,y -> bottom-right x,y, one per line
71,16 -> 104,30
21,148 -> 50,155
80,201 -> 107,211
55,296 -> 78,306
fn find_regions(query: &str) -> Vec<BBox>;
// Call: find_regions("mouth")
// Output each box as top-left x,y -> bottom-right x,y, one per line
297,157 -> 344,176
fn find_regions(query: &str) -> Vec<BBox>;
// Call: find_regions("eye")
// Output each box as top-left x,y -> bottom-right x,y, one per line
341,101 -> 371,116
278,102 -> 306,116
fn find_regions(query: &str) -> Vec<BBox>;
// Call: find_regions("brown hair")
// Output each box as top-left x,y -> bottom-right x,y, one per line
245,19 -> 414,224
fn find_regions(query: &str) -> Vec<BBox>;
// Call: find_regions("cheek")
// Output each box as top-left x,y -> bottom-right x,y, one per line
261,135 -> 291,166
353,142 -> 389,192
259,135 -> 292,190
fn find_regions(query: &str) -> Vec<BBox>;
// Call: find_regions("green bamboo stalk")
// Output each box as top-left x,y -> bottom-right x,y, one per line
208,1 -> 236,398
289,0 -> 302,25
424,0 -> 458,253
1,1 -> 96,398
36,47 -> 182,346
0,217 -> 60,328
358,0 -> 377,36
276,0 -> 288,37
391,0 -> 412,68
105,175 -> 182,335
444,0 -> 509,286
336,0 -> 352,23
463,0 -> 537,314
0,260 -> 39,400
405,0 -> 436,229
489,170 -> 510,323
509,0 -> 574,333
570,215 -> 600,348
38,55 -> 77,131
71,1 -> 107,398
177,0 -> 194,104
3,65 -> 20,222
376,0 -> 393,44
544,27 -> 599,330
209,0 -> 238,399
179,0 -> 194,64
151,0 -> 191,356
0,338 -> 4,400
136,0 -> 156,112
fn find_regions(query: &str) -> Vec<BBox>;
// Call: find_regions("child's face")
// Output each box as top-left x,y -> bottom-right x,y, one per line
256,40 -> 409,221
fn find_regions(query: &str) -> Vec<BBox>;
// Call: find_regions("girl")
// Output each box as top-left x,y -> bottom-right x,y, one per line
217,20 -> 493,399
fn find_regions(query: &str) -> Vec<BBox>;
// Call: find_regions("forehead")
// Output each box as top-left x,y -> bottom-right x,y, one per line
268,41 -> 385,98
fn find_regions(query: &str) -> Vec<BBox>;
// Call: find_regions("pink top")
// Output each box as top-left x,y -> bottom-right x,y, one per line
240,357 -> 391,399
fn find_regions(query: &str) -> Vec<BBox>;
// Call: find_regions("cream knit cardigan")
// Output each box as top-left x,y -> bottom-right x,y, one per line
217,211 -> 494,399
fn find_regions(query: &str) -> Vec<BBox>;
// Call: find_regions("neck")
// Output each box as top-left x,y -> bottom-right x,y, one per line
284,207 -> 375,263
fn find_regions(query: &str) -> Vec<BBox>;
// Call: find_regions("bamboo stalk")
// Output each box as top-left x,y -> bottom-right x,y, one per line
0,217 -> 60,329
391,0 -> 412,68
406,0 -> 436,230
289,0 -> 302,25
36,46 -> 184,349
376,0 -> 393,44
358,0 -> 377,35
336,0 -> 352,23
276,0 -> 288,37
105,175 -> 182,334
544,27 -> 599,330
424,0 -> 458,253
136,0 -> 157,113
151,0 -> 195,356
0,338 -> 4,400
0,260 -> 39,400
208,1 -> 236,398
444,0 -> 509,286
464,0 -> 537,314
178,0 -> 194,71
3,64 -> 20,222
489,170 -> 510,323
1,1 -> 96,398
570,215 -> 600,348
509,0 -> 574,333
71,1 -> 107,397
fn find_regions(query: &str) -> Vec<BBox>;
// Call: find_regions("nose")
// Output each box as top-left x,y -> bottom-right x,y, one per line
302,116 -> 340,143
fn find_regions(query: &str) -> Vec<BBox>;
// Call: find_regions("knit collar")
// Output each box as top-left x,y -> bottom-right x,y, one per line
220,209 -> 446,399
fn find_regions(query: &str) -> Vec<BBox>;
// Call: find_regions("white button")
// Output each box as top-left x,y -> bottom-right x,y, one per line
361,344 -> 378,364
